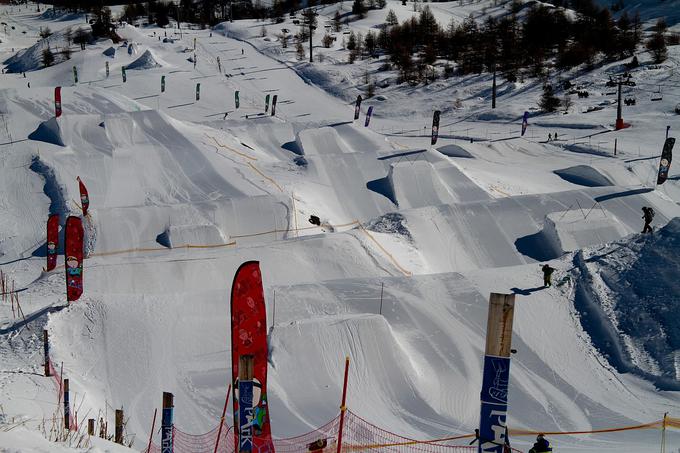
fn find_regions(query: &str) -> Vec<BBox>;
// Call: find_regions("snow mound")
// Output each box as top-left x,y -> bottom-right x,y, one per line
554,165 -> 613,187
28,117 -> 65,147
575,218 -> 680,387
3,27 -> 81,73
436,144 -> 473,158
544,209 -> 631,256
157,224 -> 228,248
126,49 -> 162,70
102,46 -> 116,57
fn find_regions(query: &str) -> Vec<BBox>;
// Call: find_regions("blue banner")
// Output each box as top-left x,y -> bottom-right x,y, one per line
239,380 -> 254,452
479,355 -> 510,453
161,406 -> 173,453
521,111 -> 529,136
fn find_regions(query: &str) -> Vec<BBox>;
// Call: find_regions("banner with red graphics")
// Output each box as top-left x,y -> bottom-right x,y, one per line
64,216 -> 83,302
231,261 -> 274,453
77,177 -> 89,216
46,214 -> 59,271
55,87 -> 62,118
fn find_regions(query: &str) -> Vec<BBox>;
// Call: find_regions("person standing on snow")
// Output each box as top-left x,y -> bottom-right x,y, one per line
641,206 -> 654,233
529,434 -> 552,453
541,264 -> 555,287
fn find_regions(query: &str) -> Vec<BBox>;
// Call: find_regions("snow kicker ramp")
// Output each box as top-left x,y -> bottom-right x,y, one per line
267,272 -> 657,448
403,185 -> 680,271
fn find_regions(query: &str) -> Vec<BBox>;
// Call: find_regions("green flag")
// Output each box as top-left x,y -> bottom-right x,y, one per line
265,94 -> 270,113
235,91 -> 240,109
122,66 -> 127,83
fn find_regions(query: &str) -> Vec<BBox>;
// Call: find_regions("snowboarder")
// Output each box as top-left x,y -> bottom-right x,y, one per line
548,133 -> 552,141
554,132 -> 558,140
223,112 -> 229,120
529,434 -> 552,453
541,264 -> 555,287
242,48 -> 244,55
641,206 -> 654,233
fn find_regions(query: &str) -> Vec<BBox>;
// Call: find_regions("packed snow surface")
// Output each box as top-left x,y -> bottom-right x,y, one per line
1,1 -> 680,452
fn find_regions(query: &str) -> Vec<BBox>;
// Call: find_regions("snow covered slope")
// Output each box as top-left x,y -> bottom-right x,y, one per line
2,1 -> 680,452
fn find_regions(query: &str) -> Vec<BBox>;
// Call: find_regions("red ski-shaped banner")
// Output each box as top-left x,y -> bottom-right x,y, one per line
46,214 -> 59,271
231,261 -> 275,453
55,86 -> 62,118
77,176 -> 89,216
64,216 -> 83,302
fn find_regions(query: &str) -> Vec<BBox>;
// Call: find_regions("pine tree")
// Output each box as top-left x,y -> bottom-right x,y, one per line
385,9 -> 398,27
42,48 -> 55,67
539,83 -> 560,112
646,18 -> 667,63
352,0 -> 367,18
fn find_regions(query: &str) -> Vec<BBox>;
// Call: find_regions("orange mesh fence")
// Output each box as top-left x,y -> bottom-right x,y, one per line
144,411 -> 514,453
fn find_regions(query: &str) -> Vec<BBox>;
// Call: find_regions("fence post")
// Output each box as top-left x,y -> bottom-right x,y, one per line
336,356 -> 350,453
88,418 -> 95,436
43,330 -> 50,377
614,138 -> 617,156
146,408 -> 158,453
162,392 -> 174,453
115,409 -> 124,444
63,379 -> 70,430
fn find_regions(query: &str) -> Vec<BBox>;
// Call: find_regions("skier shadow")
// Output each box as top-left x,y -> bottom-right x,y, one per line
510,286 -> 545,296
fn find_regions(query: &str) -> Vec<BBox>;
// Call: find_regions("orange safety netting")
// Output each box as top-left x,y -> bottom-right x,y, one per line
145,410 -> 517,453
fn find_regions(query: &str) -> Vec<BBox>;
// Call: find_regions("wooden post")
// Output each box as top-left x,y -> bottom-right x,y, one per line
88,418 -> 95,436
614,138 -> 617,156
161,392 -> 174,453
478,293 -> 515,453
484,293 -> 515,357
336,356 -> 350,453
63,379 -> 70,430
213,384 -> 231,453
43,330 -> 50,377
115,409 -> 124,444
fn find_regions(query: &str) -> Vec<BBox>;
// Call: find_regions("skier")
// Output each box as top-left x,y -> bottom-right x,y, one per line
242,48 -> 244,55
554,132 -> 558,140
529,434 -> 552,453
541,264 -> 555,287
641,206 -> 654,233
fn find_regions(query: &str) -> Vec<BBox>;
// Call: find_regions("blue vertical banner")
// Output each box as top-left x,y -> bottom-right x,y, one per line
479,355 -> 511,452
365,106 -> 373,127
238,379 -> 254,452
63,380 -> 70,430
521,111 -> 529,136
161,400 -> 174,453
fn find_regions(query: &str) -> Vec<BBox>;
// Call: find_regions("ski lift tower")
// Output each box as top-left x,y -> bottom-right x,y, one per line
615,74 -> 636,130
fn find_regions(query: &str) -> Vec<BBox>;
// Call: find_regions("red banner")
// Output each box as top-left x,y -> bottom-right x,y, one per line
55,86 -> 62,118
46,214 -> 59,271
231,261 -> 274,452
77,177 -> 89,216
64,216 -> 83,302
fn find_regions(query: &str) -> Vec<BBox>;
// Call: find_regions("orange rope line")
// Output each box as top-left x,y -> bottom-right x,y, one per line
357,222 -> 412,276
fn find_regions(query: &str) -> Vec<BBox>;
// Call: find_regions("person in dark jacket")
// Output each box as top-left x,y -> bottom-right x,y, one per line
641,206 -> 654,233
529,434 -> 552,452
541,265 -> 555,287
